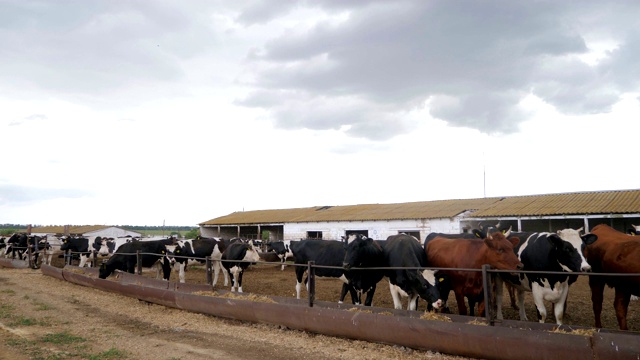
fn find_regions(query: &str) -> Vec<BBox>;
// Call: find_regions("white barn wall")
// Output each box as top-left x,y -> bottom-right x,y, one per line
283,216 -> 465,242
84,227 -> 141,238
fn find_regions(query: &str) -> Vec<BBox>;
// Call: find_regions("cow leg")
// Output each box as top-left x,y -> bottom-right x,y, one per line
388,282 -> 403,310
229,266 -> 239,292
363,285 -> 377,307
211,261 -> 220,286
517,289 -> 528,321
552,284 -> 570,325
280,257 -> 286,271
295,268 -> 305,299
589,276 -> 606,328
408,293 -> 419,311
455,291 -> 468,316
178,262 -> 186,283
507,283 -> 518,310
531,285 -> 547,323
495,276 -> 504,320
613,288 -> 631,331
78,254 -> 88,268
468,295 -> 479,317
338,283 -> 349,304
236,270 -> 244,293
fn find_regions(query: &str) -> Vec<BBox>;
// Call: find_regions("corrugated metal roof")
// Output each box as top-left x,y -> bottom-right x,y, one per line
472,189 -> 640,217
30,225 -> 110,235
200,189 -> 640,225
200,198 -> 504,225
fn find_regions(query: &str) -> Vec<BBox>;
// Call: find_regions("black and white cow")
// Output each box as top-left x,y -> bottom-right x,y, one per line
59,237 -> 93,267
4,233 -> 28,260
495,228 -> 597,324
172,237 -> 229,286
627,224 -> 640,235
266,240 -> 296,270
92,237 -> 116,257
98,240 -> 172,280
342,234 -> 386,306
384,234 -> 443,311
221,240 -> 261,292
289,239 -> 360,304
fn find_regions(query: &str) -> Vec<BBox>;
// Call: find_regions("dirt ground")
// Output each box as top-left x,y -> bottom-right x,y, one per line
1,256 -> 637,360
0,263 -> 469,360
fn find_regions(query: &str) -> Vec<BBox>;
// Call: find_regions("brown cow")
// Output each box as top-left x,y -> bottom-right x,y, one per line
585,224 -> 640,330
425,229 -> 523,317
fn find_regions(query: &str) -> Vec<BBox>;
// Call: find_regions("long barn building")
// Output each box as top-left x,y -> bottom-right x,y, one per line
199,189 -> 640,243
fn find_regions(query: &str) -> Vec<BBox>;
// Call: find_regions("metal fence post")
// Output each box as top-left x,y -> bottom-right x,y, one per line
27,244 -> 33,268
308,261 -> 315,307
136,250 -> 142,275
206,256 -> 213,286
482,264 -> 494,325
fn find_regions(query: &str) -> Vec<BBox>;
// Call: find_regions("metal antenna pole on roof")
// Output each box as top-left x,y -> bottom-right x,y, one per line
483,152 -> 486,198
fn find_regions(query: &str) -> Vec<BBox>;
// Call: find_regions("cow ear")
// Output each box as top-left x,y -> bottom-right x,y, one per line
472,229 -> 485,238
582,234 -> 598,245
508,236 -> 519,247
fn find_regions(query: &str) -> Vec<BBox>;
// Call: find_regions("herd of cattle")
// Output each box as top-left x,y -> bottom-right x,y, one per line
1,224 -> 639,331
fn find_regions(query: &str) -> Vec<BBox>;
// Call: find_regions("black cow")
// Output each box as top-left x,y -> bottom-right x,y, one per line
495,228 -> 597,324
99,240 -> 172,280
59,237 -> 93,267
4,233 -> 28,260
221,241 -> 261,292
384,234 -> 442,311
342,234 -> 386,306
266,240 -> 296,270
172,237 -> 229,285
289,239 -> 360,304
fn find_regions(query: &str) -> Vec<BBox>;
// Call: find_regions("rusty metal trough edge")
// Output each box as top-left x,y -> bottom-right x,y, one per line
35,265 -> 640,360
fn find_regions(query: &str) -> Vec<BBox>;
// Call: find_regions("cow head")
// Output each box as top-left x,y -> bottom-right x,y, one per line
342,234 -> 381,270
553,228 -> 597,272
98,261 -> 111,279
245,241 -> 261,263
483,228 -> 524,271
420,269 -> 443,310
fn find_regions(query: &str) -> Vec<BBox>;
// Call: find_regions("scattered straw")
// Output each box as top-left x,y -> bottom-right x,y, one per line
347,307 -> 373,314
466,319 -> 488,326
194,291 -> 278,304
378,311 -> 393,316
549,327 -> 597,336
420,312 -> 452,322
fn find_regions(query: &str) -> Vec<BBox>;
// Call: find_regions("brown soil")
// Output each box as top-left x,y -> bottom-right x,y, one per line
0,263 -> 469,360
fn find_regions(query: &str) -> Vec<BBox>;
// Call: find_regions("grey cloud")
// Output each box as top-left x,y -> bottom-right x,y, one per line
239,1 -> 640,139
0,1 -> 219,105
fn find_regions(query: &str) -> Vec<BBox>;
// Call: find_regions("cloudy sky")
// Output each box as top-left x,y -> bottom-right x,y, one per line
1,1 -> 639,227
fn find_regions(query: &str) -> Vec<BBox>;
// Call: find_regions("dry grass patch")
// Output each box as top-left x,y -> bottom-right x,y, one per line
420,312 -> 452,322
193,291 -> 278,304
549,327 -> 597,336
346,307 -> 373,314
466,319 -> 488,325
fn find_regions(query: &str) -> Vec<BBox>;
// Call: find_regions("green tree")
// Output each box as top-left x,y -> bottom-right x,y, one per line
184,228 -> 199,239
